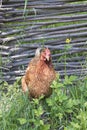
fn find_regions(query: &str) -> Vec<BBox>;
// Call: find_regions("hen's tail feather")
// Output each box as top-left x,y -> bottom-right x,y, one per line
21,76 -> 28,92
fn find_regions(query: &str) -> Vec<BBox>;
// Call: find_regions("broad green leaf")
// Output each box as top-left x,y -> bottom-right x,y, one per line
69,75 -> 77,82
71,122 -> 80,129
17,118 -> 27,125
34,106 -> 43,117
39,124 -> 50,130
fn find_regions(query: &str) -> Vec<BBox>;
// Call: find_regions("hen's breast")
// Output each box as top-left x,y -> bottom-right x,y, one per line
25,59 -> 56,98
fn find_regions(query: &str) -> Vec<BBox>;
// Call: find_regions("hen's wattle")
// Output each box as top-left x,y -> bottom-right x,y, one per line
21,48 -> 56,98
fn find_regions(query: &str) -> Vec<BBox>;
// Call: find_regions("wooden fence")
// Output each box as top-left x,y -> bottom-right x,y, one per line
0,0 -> 87,83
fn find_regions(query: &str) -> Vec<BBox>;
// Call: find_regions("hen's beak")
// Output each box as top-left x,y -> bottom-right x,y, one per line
46,55 -> 50,61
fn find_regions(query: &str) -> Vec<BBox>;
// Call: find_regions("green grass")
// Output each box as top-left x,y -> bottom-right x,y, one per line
0,75 -> 87,130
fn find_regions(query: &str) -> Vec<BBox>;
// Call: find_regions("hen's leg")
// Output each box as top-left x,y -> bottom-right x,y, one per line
21,76 -> 28,92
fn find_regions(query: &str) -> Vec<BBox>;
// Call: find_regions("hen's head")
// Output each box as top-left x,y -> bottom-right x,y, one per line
35,48 -> 51,62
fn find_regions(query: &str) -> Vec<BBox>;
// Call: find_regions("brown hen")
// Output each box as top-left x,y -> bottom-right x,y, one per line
21,48 -> 56,98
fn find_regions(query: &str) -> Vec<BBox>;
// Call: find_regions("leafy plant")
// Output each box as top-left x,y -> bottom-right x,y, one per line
0,75 -> 87,130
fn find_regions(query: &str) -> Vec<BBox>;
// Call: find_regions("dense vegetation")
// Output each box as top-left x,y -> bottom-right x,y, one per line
0,75 -> 87,130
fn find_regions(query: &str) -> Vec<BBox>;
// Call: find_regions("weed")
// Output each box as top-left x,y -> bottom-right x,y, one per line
0,75 -> 87,130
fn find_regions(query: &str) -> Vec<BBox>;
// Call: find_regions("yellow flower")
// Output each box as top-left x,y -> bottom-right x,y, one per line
65,38 -> 71,44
